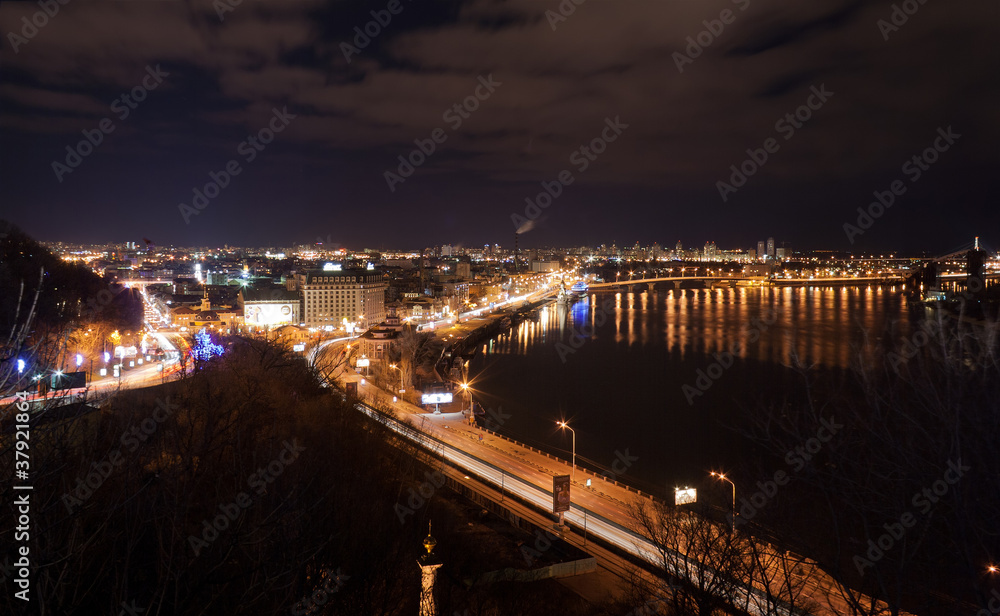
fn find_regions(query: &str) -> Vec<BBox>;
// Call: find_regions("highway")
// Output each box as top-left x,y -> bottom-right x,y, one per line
1,331 -> 184,408
345,380 -> 790,615
336,367 -> 912,616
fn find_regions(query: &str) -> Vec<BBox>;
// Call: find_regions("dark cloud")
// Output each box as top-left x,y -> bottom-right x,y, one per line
0,0 -> 996,252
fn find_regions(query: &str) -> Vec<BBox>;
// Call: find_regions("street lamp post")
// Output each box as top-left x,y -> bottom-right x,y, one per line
389,363 -> 404,393
460,382 -> 475,425
459,381 -> 473,409
557,421 -> 576,481
710,471 -> 736,533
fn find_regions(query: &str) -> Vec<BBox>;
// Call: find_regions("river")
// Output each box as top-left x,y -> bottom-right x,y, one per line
466,285 -> 915,496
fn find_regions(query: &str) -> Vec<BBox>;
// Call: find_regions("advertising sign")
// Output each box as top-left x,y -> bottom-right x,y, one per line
356,358 -> 370,368
674,488 -> 697,506
115,345 -> 138,358
245,303 -> 295,326
421,392 -> 453,404
292,343 -> 306,352
553,474 -> 571,513
51,371 -> 87,390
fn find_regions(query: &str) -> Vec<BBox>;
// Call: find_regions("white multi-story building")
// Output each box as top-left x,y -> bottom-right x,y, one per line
299,268 -> 386,330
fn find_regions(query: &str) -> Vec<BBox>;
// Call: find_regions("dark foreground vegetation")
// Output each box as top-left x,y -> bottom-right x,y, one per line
0,338 -> 632,615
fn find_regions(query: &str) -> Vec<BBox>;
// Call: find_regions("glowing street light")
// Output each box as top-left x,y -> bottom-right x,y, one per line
557,421 -> 576,481
710,471 -> 736,533
459,382 -> 475,419
76,353 -> 83,367
389,363 -> 404,393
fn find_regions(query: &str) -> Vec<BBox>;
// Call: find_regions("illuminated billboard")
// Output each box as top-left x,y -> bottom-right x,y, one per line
553,475 -> 571,513
115,345 -> 138,358
674,488 -> 697,506
421,392 -> 453,404
245,303 -> 295,326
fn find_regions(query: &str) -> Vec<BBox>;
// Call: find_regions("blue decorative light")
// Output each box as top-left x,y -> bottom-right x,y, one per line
191,328 -> 224,361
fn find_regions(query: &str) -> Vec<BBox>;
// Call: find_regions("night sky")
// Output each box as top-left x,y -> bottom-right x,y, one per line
1,0 -> 996,252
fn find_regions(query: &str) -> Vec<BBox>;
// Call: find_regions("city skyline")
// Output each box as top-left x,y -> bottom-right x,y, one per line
1,0 -> 996,252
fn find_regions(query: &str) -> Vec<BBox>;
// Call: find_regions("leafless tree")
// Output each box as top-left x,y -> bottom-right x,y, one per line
732,306 -> 1000,615
629,499 -> 758,616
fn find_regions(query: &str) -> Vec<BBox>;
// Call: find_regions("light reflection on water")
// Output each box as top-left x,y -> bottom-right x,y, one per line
470,285 -> 914,489
483,286 -> 911,369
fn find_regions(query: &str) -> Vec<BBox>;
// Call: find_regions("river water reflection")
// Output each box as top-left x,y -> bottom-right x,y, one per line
466,285 -> 913,495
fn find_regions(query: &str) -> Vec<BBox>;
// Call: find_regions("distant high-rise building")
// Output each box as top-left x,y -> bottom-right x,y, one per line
441,244 -> 452,257
675,241 -> 683,259
757,241 -> 766,260
776,247 -> 787,260
767,238 -> 775,260
703,241 -> 718,260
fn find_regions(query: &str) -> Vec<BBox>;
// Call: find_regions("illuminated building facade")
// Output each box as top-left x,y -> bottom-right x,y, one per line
300,268 -> 387,329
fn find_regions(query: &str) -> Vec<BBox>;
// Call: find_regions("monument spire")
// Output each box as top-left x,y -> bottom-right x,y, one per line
418,519 -> 442,616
